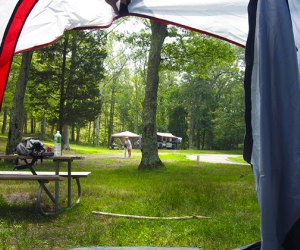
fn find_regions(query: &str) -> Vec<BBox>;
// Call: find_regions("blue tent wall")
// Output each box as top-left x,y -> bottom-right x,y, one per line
245,0 -> 300,248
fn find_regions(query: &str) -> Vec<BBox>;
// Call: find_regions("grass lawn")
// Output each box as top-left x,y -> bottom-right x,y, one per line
227,156 -> 248,165
0,142 -> 260,250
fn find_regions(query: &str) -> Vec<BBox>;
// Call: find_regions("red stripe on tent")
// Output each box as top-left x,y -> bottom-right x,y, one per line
0,0 -> 38,109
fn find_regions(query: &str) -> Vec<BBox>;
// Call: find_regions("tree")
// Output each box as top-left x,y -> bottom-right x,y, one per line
161,30 -> 241,149
168,106 -> 188,147
212,69 -> 245,149
101,34 -> 129,146
6,51 -> 33,154
107,80 -> 117,147
139,20 -> 167,170
156,70 -> 179,132
28,30 -> 106,146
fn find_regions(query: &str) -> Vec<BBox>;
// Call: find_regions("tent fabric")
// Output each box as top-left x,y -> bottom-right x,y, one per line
157,132 -> 178,139
234,241 -> 261,250
0,0 -> 38,108
1,0 -> 300,249
15,0 -> 121,53
289,0 -> 300,71
242,0 -> 256,164
14,0 -> 249,54
111,131 -> 141,138
128,0 -> 248,47
0,1 -> 20,39
246,0 -> 300,249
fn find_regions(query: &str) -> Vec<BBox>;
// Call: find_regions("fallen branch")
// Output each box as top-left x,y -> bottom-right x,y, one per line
92,211 -> 210,220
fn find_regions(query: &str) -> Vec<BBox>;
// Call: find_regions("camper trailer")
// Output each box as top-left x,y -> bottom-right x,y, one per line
157,132 -> 181,149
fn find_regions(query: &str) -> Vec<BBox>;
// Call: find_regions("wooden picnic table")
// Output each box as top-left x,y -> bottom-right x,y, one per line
0,154 -> 90,215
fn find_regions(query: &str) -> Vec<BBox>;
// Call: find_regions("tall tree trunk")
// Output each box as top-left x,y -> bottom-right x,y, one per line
51,124 -> 55,137
88,121 -> 92,144
139,21 -> 167,170
76,126 -> 80,144
63,32 -> 77,145
188,113 -> 194,149
58,35 -> 68,135
61,33 -> 77,150
103,101 -> 108,145
23,111 -> 27,134
95,115 -> 100,146
71,125 -> 75,142
6,51 -> 33,154
30,115 -> 35,134
92,121 -> 95,144
201,130 -> 206,150
62,124 -> 70,150
134,81 -> 140,133
107,85 -> 116,148
40,116 -> 46,139
196,128 -> 201,150
95,91 -> 103,146
1,107 -> 8,134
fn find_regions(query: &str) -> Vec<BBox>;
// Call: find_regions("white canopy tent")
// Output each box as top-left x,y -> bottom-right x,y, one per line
110,131 -> 141,149
111,131 -> 141,139
1,0 -> 300,249
157,132 -> 178,139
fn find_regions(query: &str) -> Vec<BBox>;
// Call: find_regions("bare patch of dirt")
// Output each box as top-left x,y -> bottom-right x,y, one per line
4,192 -> 34,204
84,153 -> 125,159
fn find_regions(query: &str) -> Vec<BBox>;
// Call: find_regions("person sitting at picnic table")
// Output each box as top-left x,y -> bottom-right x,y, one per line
123,137 -> 132,158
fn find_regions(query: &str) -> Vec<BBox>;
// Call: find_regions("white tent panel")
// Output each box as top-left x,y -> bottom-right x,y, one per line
16,0 -> 117,52
128,0 -> 249,46
0,0 -> 19,43
14,0 -> 249,53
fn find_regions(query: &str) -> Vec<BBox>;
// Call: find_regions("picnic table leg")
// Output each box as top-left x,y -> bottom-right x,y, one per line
28,159 -> 58,210
36,182 -> 59,215
67,160 -> 72,207
75,178 -> 82,204
55,160 -> 60,212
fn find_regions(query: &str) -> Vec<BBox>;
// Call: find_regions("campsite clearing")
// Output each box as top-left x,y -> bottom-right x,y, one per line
0,145 -> 259,250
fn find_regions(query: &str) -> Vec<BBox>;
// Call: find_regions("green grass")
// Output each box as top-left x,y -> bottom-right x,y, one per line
0,140 -> 259,250
228,156 -> 248,164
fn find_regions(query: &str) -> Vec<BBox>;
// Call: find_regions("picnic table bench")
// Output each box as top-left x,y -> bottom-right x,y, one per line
0,154 -> 90,215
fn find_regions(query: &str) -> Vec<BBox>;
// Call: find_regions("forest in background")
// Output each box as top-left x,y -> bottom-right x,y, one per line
0,17 -> 245,151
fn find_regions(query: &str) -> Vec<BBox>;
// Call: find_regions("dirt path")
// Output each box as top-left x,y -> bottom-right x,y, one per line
78,152 -> 249,165
186,154 -> 249,165
82,153 -> 125,159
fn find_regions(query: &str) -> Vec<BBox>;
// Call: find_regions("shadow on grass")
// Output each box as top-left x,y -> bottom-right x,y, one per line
0,195 -> 57,223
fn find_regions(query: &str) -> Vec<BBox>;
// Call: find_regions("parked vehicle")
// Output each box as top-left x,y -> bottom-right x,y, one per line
157,132 -> 181,149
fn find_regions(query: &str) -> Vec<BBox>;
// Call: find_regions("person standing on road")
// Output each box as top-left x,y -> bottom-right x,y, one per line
123,137 -> 132,158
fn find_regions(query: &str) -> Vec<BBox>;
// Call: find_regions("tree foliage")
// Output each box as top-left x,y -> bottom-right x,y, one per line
28,30 -> 107,136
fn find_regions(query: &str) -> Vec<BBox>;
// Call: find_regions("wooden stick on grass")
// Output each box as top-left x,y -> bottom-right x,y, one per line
92,211 -> 210,220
